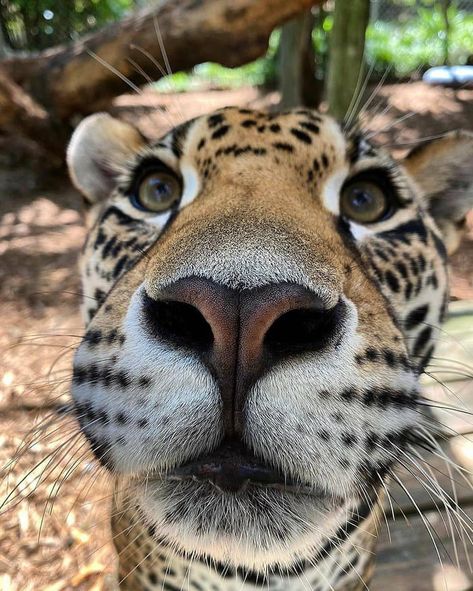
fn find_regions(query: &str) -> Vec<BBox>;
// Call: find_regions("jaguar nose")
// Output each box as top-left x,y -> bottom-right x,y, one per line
141,277 -> 345,437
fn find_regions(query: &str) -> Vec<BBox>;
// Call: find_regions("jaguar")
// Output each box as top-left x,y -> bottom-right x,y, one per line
66,106 -> 473,590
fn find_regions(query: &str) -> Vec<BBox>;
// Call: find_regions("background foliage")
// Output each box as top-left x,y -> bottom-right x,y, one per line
0,0 -> 472,88
156,1 -> 473,92
0,0 -> 135,50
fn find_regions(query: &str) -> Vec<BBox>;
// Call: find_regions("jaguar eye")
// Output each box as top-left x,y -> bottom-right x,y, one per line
132,169 -> 181,213
340,180 -> 391,224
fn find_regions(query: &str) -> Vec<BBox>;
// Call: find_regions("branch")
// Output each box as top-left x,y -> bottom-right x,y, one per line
2,0 -> 320,120
0,69 -> 67,162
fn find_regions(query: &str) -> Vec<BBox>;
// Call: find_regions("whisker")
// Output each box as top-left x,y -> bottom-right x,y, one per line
365,111 -> 417,140
86,48 -> 142,95
126,56 -> 154,85
343,48 -> 371,129
345,60 -> 377,131
357,65 -> 393,124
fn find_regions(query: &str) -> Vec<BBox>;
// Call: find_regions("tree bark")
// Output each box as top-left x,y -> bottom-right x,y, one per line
278,10 -> 322,110
326,0 -> 370,121
0,70 -> 66,163
441,0 -> 450,66
1,0 -> 320,123
301,10 -> 323,108
0,25 -> 9,59
279,12 -> 313,109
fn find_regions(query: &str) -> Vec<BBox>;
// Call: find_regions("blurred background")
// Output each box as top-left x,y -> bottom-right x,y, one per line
0,1 -> 473,590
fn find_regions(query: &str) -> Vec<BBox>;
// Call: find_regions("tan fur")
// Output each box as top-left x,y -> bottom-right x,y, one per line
402,130 -> 473,252
67,108 -> 473,590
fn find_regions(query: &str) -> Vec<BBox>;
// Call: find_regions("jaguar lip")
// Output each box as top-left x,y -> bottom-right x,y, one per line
166,440 -> 301,493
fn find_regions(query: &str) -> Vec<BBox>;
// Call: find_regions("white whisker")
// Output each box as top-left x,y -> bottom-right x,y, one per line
86,49 -> 142,94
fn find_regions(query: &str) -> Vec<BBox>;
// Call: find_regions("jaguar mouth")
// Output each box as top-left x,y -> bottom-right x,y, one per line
166,440 -> 308,494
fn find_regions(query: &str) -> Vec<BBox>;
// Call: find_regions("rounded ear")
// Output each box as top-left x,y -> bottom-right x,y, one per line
402,130 -> 473,253
67,113 -> 145,203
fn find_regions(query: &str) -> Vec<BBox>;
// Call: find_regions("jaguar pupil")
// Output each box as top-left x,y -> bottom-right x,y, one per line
152,178 -> 171,199
352,188 -> 371,209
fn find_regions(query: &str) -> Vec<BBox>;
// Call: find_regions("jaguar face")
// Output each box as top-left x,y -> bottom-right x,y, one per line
67,108 -> 473,571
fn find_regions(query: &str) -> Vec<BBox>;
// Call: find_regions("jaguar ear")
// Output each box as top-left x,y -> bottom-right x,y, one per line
67,113 -> 144,203
402,130 -> 473,253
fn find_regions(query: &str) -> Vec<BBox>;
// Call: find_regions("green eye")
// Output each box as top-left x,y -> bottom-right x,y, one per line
340,180 -> 390,224
133,170 -> 181,213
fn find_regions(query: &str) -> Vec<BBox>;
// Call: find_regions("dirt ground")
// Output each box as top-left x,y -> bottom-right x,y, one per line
0,82 -> 472,591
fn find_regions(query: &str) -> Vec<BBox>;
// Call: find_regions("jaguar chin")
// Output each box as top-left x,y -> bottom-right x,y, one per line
134,441 -> 352,571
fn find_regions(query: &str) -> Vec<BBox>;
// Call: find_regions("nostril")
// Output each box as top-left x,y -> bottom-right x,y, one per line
264,300 -> 345,357
142,294 -> 214,351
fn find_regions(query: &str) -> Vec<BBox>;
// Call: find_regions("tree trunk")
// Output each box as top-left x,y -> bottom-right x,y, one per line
326,0 -> 370,121
441,0 -> 450,66
278,10 -> 322,110
301,10 -> 324,108
279,12 -> 312,109
0,25 -> 9,59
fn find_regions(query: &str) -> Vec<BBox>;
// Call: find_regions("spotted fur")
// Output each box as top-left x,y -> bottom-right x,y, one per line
66,108 -> 473,590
